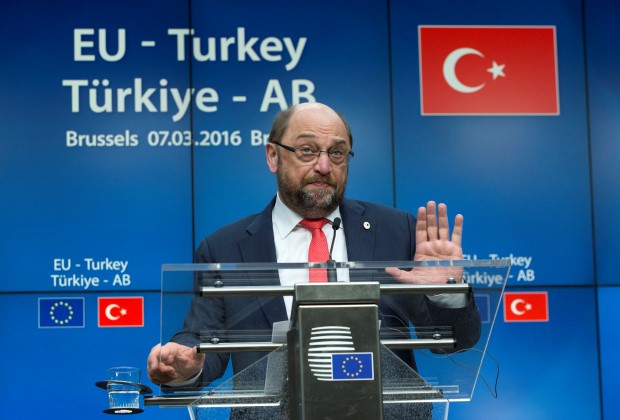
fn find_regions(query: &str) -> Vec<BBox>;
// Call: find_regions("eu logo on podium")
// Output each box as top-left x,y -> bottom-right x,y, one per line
331,352 -> 374,381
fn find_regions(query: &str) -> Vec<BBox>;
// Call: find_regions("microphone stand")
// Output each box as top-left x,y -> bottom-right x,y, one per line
327,217 -> 341,283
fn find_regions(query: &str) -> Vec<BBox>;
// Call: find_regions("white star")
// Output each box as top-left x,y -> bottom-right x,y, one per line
121,308 -> 127,316
487,61 -> 506,80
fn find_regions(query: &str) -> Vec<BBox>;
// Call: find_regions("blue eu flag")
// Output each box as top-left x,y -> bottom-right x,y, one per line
39,298 -> 85,328
331,352 -> 374,381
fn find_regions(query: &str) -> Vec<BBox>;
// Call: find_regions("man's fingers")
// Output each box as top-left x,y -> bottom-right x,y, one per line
426,201 -> 438,240
438,203 -> 449,240
385,267 -> 402,279
147,344 -> 161,370
147,344 -> 168,383
385,267 -> 413,284
418,201 -> 463,246
159,344 -> 176,365
416,206 -> 428,245
452,214 -> 464,247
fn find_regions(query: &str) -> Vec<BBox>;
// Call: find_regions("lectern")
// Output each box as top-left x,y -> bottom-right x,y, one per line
145,260 -> 509,419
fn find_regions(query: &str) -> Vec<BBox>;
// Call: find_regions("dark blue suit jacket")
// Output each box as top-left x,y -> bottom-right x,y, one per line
173,197 -> 480,387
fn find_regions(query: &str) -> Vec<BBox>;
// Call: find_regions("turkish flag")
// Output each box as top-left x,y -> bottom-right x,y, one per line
98,296 -> 144,327
419,26 -> 559,115
503,292 -> 549,322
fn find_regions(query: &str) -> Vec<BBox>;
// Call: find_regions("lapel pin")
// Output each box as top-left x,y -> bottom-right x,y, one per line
363,221 -> 370,230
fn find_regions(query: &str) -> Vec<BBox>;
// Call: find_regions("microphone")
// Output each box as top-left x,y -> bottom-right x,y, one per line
329,217 -> 341,260
327,217 -> 341,283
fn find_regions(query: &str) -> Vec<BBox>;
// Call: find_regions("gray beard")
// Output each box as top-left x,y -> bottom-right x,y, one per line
277,171 -> 344,219
296,187 -> 338,218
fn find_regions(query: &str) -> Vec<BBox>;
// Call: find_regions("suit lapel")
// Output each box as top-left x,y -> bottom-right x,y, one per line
341,199 -> 376,262
237,197 -> 287,325
238,209 -> 277,265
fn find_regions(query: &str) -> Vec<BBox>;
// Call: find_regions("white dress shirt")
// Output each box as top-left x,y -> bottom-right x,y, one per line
272,193 -> 349,317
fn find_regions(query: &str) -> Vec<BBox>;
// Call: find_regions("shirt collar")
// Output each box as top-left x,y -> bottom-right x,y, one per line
273,192 -> 342,240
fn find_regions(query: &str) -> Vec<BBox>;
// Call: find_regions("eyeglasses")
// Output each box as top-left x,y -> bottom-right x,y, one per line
273,141 -> 354,167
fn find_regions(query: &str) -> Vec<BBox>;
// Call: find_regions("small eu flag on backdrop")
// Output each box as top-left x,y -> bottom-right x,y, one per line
332,352 -> 374,381
39,297 -> 85,328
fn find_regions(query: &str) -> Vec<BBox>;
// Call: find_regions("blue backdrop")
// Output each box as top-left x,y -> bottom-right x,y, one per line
0,0 -> 616,419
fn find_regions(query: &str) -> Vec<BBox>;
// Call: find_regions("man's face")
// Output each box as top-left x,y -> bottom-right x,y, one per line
266,104 -> 350,219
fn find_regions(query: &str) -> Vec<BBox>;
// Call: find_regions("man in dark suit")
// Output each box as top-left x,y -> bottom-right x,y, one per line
147,102 -> 480,389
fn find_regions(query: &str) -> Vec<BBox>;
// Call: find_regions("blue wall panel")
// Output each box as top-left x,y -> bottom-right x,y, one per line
0,0 -> 193,293
598,287 -> 620,419
586,0 -> 620,286
390,0 -> 593,288
451,287 -> 601,419
0,1 -> 615,419
0,293 -> 188,419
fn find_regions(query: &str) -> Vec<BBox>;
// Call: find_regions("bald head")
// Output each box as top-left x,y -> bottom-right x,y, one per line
268,102 -> 353,148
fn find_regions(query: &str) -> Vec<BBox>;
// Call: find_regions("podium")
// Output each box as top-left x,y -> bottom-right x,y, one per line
145,260 -> 509,419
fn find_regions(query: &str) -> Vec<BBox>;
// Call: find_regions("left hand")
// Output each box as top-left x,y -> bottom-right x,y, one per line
147,342 -> 205,385
386,201 -> 464,284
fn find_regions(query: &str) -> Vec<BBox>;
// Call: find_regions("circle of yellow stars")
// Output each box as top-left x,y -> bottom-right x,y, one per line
49,301 -> 74,325
341,356 -> 364,377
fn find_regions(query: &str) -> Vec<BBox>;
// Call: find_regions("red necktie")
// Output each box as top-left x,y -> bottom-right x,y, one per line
299,218 -> 330,282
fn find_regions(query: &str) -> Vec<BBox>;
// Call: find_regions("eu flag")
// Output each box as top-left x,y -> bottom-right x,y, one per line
331,352 -> 374,381
39,298 -> 85,328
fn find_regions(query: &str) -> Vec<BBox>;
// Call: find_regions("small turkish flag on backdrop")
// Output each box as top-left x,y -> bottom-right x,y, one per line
419,26 -> 559,115
503,291 -> 549,322
98,296 -> 144,327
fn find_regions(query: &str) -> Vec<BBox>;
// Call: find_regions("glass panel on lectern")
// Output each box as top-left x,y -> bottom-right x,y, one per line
156,259 -> 509,417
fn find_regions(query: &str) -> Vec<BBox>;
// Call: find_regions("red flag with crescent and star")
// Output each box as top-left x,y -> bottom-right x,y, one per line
419,26 -> 559,115
503,291 -> 549,322
98,296 -> 144,327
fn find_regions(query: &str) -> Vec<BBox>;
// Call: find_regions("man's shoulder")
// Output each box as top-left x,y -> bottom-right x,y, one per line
203,198 -> 275,243
207,214 -> 256,239
342,198 -> 413,219
195,201 -> 275,263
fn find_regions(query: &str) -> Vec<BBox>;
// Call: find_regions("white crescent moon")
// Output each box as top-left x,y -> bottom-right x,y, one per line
443,48 -> 485,93
105,304 -> 121,320
510,299 -> 526,316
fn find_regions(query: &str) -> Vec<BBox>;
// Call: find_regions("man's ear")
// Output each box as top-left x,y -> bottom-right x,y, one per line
266,143 -> 278,174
